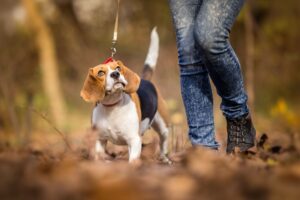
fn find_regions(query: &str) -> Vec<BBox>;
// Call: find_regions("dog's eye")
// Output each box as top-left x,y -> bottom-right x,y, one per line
115,66 -> 121,71
98,71 -> 105,77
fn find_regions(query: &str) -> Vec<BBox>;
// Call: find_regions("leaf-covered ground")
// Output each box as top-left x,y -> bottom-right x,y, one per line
0,131 -> 300,200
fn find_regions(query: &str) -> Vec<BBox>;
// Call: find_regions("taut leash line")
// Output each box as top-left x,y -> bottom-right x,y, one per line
111,0 -> 120,59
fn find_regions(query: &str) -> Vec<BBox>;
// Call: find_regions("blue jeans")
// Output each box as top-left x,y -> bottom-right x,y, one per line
168,0 -> 249,148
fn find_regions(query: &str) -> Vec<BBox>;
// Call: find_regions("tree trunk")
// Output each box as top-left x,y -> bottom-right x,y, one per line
22,0 -> 66,128
0,75 -> 20,138
245,1 -> 255,112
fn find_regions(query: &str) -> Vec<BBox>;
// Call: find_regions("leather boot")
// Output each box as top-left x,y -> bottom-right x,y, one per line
226,114 -> 256,154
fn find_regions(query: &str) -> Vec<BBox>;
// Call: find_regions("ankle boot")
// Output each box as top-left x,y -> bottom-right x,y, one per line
226,114 -> 256,153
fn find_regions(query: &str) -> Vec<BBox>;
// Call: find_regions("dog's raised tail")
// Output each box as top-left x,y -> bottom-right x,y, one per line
142,27 -> 159,80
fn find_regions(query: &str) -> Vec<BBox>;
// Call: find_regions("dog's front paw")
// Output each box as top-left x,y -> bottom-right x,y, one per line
93,152 -> 112,162
129,158 -> 143,168
160,155 -> 173,165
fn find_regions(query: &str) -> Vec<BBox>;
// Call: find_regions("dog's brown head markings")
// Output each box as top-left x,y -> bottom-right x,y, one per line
80,67 -> 106,103
116,60 -> 140,94
80,60 -> 140,103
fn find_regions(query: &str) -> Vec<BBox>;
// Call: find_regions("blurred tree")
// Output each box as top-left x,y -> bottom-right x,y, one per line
0,75 -> 20,138
21,0 -> 66,128
0,0 -> 39,139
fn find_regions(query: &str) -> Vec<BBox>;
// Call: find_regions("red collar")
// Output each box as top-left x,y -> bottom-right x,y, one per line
103,57 -> 114,64
102,101 -> 120,107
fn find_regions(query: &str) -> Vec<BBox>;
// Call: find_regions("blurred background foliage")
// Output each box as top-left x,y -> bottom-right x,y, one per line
0,0 -> 299,144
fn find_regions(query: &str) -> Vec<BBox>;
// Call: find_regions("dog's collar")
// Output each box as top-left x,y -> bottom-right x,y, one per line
103,57 -> 114,64
100,98 -> 122,107
102,101 -> 120,107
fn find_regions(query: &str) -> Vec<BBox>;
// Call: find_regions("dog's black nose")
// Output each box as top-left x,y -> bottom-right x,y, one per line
110,71 -> 120,79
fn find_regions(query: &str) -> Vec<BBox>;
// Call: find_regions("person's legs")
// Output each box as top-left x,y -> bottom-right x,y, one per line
168,0 -> 219,149
194,0 -> 255,152
194,0 -> 248,119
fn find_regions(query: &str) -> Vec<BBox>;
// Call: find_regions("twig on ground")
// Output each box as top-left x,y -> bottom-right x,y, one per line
29,107 -> 73,151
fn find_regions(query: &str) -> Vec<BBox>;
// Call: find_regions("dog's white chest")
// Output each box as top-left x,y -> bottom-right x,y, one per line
92,94 -> 139,145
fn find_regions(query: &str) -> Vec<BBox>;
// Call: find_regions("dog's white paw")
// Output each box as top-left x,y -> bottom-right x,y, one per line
160,155 -> 173,165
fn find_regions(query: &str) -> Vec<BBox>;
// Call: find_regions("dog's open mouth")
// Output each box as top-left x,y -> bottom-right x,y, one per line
105,82 -> 126,95
113,82 -> 126,90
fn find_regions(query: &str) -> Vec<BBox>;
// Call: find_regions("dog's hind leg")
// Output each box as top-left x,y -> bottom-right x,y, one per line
152,112 -> 172,164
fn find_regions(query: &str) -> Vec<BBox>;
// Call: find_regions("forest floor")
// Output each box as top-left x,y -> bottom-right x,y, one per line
0,129 -> 300,200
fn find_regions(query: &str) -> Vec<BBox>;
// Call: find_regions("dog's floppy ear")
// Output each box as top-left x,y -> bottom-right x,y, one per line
80,68 -> 105,103
117,60 -> 141,93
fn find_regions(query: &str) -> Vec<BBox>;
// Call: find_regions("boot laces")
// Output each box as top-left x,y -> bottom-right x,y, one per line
228,117 -> 248,144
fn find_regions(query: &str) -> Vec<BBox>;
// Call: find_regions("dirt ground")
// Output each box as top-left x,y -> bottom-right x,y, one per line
0,130 -> 300,200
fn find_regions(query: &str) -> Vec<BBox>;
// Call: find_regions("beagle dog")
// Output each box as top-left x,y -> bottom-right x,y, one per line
80,28 -> 171,163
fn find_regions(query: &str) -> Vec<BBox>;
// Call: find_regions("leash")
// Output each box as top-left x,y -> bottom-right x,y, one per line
110,0 -> 120,59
